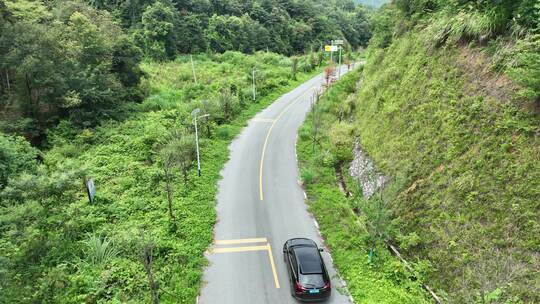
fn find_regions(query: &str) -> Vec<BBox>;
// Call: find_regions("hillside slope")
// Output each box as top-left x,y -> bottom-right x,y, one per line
297,70 -> 432,303
306,2 -> 539,303
357,30 -> 539,303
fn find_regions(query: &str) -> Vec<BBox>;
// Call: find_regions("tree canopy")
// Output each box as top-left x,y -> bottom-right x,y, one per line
92,0 -> 372,59
0,0 -> 144,143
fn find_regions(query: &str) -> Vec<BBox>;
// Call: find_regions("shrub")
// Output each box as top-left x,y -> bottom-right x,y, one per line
0,133 -> 39,190
300,168 -> 316,184
328,122 -> 354,165
83,236 -> 118,266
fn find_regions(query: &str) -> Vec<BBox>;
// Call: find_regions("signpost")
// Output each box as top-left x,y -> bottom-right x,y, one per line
327,40 -> 344,77
85,178 -> 96,203
324,45 -> 338,52
324,45 -> 338,63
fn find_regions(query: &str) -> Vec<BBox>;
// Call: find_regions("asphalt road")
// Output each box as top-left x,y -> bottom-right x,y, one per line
199,66 -> 354,304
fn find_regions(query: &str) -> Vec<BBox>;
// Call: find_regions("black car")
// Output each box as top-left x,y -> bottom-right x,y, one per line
283,238 -> 331,301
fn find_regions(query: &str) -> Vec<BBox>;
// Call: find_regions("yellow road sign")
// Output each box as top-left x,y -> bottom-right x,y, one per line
324,45 -> 338,52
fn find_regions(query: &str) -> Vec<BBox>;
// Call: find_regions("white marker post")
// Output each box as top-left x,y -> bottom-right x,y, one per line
252,67 -> 257,101
85,178 -> 96,203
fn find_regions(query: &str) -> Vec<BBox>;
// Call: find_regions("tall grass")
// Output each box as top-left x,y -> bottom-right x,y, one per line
428,9 -> 507,47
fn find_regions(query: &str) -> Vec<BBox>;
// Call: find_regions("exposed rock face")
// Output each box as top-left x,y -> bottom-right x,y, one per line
349,141 -> 387,198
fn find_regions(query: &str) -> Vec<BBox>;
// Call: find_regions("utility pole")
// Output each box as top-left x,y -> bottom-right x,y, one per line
191,108 -> 210,177
252,67 -> 257,101
190,55 -> 197,85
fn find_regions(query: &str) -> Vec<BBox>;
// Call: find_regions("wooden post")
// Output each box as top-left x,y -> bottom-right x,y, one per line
5,69 -> 10,92
190,55 -> 197,85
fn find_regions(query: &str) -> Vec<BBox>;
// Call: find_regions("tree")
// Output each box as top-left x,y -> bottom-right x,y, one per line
0,1 -> 143,141
324,65 -> 336,85
359,195 -> 394,260
205,14 -> 243,52
158,130 -> 195,223
217,89 -> 240,122
112,35 -> 144,89
139,230 -> 159,304
291,56 -> 299,80
199,99 -> 218,136
141,0 -> 178,60
176,13 -> 207,53
3,0 -> 52,22
1,21 -> 68,138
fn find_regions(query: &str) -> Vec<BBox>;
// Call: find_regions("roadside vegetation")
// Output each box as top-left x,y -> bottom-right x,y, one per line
299,1 -> 539,303
298,70 -> 431,303
0,51 -> 335,303
0,1 -> 372,303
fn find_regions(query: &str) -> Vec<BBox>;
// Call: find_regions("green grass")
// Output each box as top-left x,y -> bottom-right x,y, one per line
0,51 -> 326,303
297,70 -> 431,303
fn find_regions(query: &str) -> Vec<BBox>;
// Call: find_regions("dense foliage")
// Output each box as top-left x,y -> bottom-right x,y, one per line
297,69 -> 430,303
91,0 -> 372,58
0,52 -> 329,303
328,1 -> 539,303
0,133 -> 38,190
0,0 -> 372,144
0,0 -> 144,143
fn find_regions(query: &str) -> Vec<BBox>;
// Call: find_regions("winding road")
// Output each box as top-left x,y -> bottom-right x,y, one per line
199,66 -> 354,304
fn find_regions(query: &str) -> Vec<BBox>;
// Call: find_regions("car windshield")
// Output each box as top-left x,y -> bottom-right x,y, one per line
299,274 -> 325,288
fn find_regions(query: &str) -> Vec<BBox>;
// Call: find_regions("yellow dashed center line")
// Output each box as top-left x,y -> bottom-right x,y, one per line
259,87 -> 315,201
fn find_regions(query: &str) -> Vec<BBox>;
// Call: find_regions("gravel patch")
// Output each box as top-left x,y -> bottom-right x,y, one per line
349,141 -> 387,198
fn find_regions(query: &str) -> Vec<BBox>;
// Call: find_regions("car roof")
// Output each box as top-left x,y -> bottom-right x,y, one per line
294,246 -> 323,275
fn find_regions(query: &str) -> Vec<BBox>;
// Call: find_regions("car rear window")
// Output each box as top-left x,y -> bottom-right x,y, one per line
294,246 -> 323,274
299,274 -> 325,287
